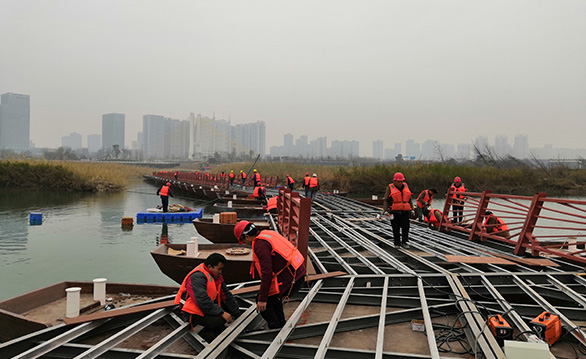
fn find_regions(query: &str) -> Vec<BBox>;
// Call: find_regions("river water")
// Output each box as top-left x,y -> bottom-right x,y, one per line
0,181 -> 214,301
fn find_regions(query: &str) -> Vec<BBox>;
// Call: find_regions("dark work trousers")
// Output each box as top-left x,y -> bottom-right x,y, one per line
259,279 -> 304,329
288,183 -> 294,190
415,206 -> 424,221
242,178 -> 246,187
160,195 -> 169,212
310,188 -> 318,200
452,204 -> 464,224
186,313 -> 227,343
391,212 -> 410,245
304,186 -> 309,197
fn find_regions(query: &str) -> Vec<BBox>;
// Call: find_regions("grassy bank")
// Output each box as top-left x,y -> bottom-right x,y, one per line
215,161 -> 586,197
0,160 -> 151,192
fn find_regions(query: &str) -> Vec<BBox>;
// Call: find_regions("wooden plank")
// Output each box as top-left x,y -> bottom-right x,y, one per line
444,255 -> 517,265
477,250 -> 560,267
63,271 -> 346,326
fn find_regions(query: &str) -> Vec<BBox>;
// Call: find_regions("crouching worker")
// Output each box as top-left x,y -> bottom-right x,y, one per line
265,195 -> 278,214
175,253 -> 241,342
234,221 -> 307,329
484,211 -> 510,238
423,208 -> 443,229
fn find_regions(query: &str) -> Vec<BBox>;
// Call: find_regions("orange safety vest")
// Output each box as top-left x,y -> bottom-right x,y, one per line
251,230 -> 305,296
254,173 -> 261,182
309,177 -> 318,188
287,176 -> 295,185
174,263 -> 221,316
304,176 -> 310,186
424,209 -> 441,226
266,197 -> 278,211
484,215 -> 509,233
417,190 -> 434,209
241,172 -> 247,179
388,183 -> 412,211
159,185 -> 170,196
229,173 -> 235,179
253,186 -> 265,198
450,184 -> 466,199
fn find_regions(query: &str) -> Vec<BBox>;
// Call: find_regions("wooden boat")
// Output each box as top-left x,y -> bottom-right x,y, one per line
212,203 -> 267,218
218,197 -> 265,205
151,243 -> 253,285
0,281 -> 178,342
353,197 -> 384,207
192,218 -> 271,243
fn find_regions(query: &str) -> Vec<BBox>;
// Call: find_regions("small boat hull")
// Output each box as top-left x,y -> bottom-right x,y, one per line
151,243 -> 253,285
212,203 -> 267,218
192,218 -> 270,243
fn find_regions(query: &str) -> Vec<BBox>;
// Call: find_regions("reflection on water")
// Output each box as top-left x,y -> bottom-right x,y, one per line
0,182 -> 211,301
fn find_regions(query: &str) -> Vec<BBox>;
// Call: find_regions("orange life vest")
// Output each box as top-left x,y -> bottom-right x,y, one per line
450,184 -> 466,199
287,176 -> 295,185
253,186 -> 265,198
229,172 -> 235,179
254,173 -> 261,182
251,230 -> 305,296
242,172 -> 247,179
417,190 -> 433,209
304,176 -> 311,186
424,209 -> 441,226
484,215 -> 509,233
174,264 -> 221,316
266,197 -> 278,211
309,177 -> 318,188
388,183 -> 412,211
159,185 -> 170,196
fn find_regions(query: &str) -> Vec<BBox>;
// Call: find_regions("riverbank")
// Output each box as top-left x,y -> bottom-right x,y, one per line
0,159 -> 151,192
213,161 -> 586,197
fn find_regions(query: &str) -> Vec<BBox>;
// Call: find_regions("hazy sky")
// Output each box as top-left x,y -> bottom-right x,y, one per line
1,1 -> 585,156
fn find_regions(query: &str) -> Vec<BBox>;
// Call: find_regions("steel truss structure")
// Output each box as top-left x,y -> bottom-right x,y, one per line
2,194 -> 586,358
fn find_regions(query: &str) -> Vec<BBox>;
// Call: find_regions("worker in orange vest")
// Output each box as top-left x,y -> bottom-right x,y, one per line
383,172 -> 414,248
265,195 -> 278,214
234,221 -> 306,329
303,172 -> 311,197
286,175 -> 295,190
416,188 -> 438,222
174,253 -> 241,342
449,177 -> 467,224
253,184 -> 267,202
309,174 -> 319,200
156,182 -> 174,212
240,170 -> 247,189
229,170 -> 235,186
253,169 -> 261,188
484,211 -> 510,238
423,208 -> 442,229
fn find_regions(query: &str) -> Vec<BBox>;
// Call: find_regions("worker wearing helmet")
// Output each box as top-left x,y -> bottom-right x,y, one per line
309,174 -> 319,200
303,172 -> 311,197
229,170 -> 235,186
174,253 -> 241,342
449,177 -> 466,224
286,175 -> 295,190
416,188 -> 438,222
253,169 -> 261,188
483,211 -> 510,238
156,182 -> 174,212
383,172 -> 414,248
233,221 -> 306,329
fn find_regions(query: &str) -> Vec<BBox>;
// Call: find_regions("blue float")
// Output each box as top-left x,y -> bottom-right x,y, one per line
135,209 -> 202,224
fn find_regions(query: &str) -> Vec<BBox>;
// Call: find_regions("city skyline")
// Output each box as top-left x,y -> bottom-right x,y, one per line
1,2 -> 585,158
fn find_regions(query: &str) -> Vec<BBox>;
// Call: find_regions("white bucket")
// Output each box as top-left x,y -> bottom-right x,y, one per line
93,278 -> 107,305
213,213 -> 220,223
225,190 -> 230,195
227,201 -> 233,208
372,195 -> 378,200
187,239 -> 199,257
66,287 -> 81,318
233,194 -> 237,199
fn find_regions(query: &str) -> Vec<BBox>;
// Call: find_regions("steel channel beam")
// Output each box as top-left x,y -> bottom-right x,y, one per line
311,218 -> 385,274
375,276 -> 389,359
135,322 -> 190,359
11,320 -> 109,359
512,275 -> 586,345
28,343 -> 195,359
163,312 -> 207,352
309,228 -> 358,275
259,280 -> 324,359
72,307 -> 175,359
417,277 -> 440,359
545,274 -> 586,308
308,247 -> 329,274
315,277 -> 355,359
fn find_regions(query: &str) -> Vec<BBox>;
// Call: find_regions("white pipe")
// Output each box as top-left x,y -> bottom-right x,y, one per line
65,287 -> 81,318
93,278 -> 107,305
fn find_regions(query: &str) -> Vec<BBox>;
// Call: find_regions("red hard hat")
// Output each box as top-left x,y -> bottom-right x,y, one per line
454,177 -> 461,183
305,172 -> 309,176
393,172 -> 405,181
234,220 -> 251,243
166,182 -> 171,186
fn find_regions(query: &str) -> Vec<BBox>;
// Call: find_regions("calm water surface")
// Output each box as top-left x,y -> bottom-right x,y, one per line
0,181 -> 214,301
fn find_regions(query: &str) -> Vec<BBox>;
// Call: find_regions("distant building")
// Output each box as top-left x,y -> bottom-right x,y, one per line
233,121 -> 265,157
513,134 -> 529,159
494,135 -> 510,157
87,134 -> 101,153
61,132 -> 82,149
142,115 -> 165,160
102,113 -> 125,151
0,92 -> 30,151
372,140 -> 383,159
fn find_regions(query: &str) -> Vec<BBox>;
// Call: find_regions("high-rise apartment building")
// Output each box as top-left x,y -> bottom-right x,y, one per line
373,140 -> 383,159
513,134 -> 529,159
142,115 -> 165,159
87,134 -> 101,153
102,113 -> 125,151
233,121 -> 265,157
0,92 -> 30,150
61,132 -> 82,149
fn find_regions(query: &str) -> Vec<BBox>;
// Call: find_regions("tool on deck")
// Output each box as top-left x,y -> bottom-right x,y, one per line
530,311 -> 562,345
